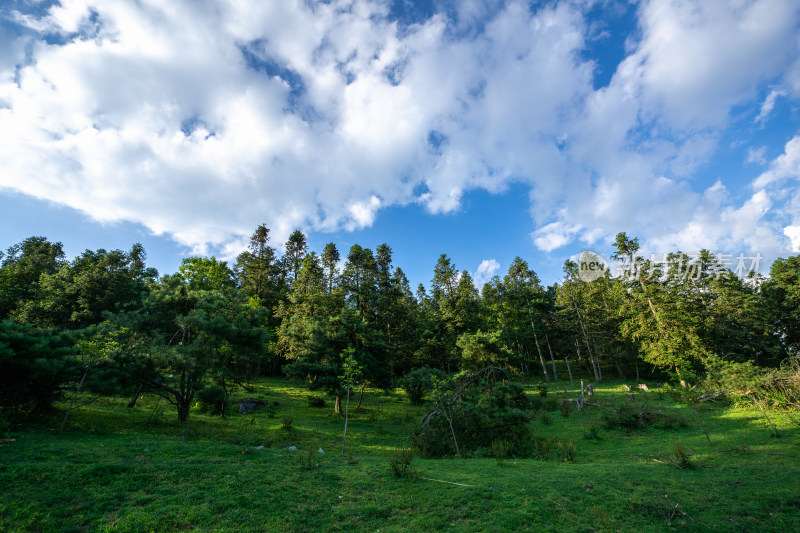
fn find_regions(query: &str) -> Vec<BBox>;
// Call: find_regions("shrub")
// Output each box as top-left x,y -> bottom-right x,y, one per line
281,417 -> 293,430
559,400 -> 572,417
307,395 -> 326,408
532,437 -> 551,460
602,404 -> 687,431
399,366 -> 446,404
555,439 -> 576,462
541,398 -> 559,412
412,377 -> 535,458
492,439 -> 510,465
583,425 -> 602,440
197,385 -> 227,415
673,441 -> 694,469
536,384 -> 548,398
299,440 -> 319,471
388,448 -> 416,478
0,320 -> 78,413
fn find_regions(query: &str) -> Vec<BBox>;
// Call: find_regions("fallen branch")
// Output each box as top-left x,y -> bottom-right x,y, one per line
0,438 -> 16,444
751,397 -> 780,437
560,398 -> 615,412
418,476 -> 474,487
632,495 -> 694,526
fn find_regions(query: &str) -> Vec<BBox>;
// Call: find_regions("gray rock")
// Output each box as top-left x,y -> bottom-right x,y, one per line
238,399 -> 270,414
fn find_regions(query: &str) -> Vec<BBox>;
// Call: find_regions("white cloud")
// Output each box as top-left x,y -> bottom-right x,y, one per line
785,226 -> 800,252
755,88 -> 787,124
746,146 -> 768,165
753,136 -> 800,188
473,259 -> 500,289
620,0 -> 800,129
533,221 -> 582,252
0,0 -> 798,265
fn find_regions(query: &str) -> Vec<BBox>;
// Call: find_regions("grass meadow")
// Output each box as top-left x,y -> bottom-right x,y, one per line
1,378 -> 798,532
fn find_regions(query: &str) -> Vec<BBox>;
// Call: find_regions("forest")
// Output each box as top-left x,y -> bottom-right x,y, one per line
1,225 -> 797,423
1,225 -> 799,530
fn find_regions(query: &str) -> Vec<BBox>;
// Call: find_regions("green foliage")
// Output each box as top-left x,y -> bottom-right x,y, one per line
388,448 -> 416,478
307,395 -> 326,408
196,386 -> 227,415
0,237 -> 66,319
583,425 -> 602,440
107,276 -> 270,422
178,257 -> 235,291
555,439 -> 576,462
491,439 -> 510,465
458,330 -> 519,372
413,373 -> 535,458
602,404 -> 687,431
13,244 -> 156,329
299,440 -> 318,471
282,307 -> 392,397
672,441 -> 694,469
281,417 -> 293,430
339,347 -> 363,391
0,319 -> 78,412
398,366 -> 445,404
764,255 -> 800,352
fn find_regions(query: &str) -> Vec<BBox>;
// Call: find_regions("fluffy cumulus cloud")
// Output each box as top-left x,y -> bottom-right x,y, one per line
473,258 -> 500,289
1,0 -> 799,260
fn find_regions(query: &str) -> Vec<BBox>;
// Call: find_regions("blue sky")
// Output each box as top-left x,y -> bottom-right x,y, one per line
1,0 -> 799,290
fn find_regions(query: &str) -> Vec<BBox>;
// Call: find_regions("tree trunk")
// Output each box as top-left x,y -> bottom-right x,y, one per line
60,367 -> 88,431
569,290 -> 600,381
127,383 -> 144,408
334,394 -> 341,414
341,387 -> 351,455
590,334 -> 603,382
497,290 -> 514,351
613,353 -> 626,379
563,355 -> 574,386
178,399 -> 190,422
545,333 -> 559,382
356,383 -> 366,409
533,332 -> 550,382
576,338 -> 592,376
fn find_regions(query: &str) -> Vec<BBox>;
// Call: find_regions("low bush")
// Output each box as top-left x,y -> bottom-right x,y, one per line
492,439 -> 510,465
673,441 -> 694,469
412,378 -> 535,458
398,366 -> 446,404
197,386 -> 227,415
555,439 -> 576,462
388,448 -> 416,478
602,404 -> 686,431
307,396 -> 326,408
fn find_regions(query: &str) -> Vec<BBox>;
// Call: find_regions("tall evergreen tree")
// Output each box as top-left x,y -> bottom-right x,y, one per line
283,230 -> 308,285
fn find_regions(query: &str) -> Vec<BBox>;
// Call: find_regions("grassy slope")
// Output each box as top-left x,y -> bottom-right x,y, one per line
1,379 -> 798,532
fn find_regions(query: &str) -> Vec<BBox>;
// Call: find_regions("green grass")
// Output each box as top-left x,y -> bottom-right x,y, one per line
1,379 -> 799,532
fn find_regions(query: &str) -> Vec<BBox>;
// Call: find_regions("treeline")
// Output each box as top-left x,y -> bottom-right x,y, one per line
1,227 -> 798,422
